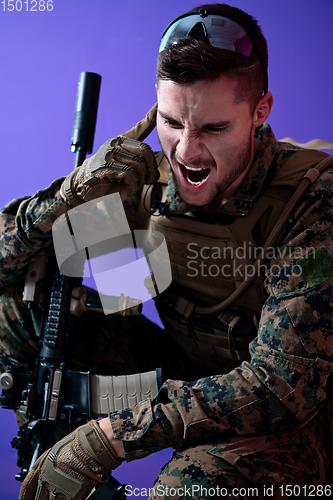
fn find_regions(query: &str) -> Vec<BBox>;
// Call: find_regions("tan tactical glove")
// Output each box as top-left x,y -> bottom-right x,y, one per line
61,104 -> 159,207
19,420 -> 122,500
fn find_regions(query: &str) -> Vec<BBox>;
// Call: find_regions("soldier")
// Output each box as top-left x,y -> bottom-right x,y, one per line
1,3 -> 333,500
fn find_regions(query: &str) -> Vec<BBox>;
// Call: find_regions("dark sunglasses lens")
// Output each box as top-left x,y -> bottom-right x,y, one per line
234,34 -> 252,57
159,14 -> 253,57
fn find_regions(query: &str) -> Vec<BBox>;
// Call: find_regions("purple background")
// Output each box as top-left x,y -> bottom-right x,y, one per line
0,0 -> 332,498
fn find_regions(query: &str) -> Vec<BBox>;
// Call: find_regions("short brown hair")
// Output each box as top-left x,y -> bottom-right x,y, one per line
157,3 -> 268,112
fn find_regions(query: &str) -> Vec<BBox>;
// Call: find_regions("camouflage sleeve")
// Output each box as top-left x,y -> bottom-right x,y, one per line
0,171 -> 147,291
109,166 -> 333,462
0,178 -> 69,287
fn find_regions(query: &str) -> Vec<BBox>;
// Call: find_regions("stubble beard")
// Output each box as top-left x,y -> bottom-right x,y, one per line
216,132 -> 253,197
159,131 -> 253,209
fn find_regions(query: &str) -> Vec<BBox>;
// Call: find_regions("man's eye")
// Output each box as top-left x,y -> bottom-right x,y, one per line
204,127 -> 227,134
164,119 -> 182,128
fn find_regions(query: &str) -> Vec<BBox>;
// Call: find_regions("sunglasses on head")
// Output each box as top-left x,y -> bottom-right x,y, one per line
159,9 -> 268,94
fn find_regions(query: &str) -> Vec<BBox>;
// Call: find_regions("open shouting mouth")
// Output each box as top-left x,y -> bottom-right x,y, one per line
171,152 -> 214,194
180,164 -> 211,186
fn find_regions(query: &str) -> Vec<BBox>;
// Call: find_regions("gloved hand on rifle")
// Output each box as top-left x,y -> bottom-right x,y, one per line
61,104 -> 159,207
19,420 -> 123,500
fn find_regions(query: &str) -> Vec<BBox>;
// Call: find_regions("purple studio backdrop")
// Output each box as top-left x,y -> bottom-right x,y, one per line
0,0 -> 332,498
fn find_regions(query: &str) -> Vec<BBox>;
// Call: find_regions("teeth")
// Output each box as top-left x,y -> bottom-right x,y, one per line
184,166 -> 204,171
187,178 -> 203,186
180,163 -> 210,186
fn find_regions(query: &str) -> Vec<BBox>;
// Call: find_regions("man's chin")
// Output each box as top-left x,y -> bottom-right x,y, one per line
179,187 -> 217,209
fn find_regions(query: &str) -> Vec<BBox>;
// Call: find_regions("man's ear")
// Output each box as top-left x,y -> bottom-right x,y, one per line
252,92 -> 273,127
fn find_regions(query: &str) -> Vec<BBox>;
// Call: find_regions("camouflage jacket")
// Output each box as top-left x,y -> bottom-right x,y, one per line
108,124 -> 333,479
1,124 -> 333,478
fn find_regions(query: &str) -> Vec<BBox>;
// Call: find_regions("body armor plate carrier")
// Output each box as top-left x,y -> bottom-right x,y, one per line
144,149 -> 333,376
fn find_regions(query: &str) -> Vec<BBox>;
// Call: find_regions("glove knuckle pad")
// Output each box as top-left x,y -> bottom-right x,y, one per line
61,129 -> 159,205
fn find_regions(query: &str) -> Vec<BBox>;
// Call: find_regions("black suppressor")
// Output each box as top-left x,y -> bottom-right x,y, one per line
71,71 -> 102,169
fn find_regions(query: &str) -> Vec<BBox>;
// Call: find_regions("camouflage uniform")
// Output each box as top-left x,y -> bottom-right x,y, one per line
0,181 -> 171,377
1,123 -> 333,497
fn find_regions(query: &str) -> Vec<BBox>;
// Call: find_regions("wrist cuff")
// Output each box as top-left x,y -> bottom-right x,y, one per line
82,420 -> 123,470
61,170 -> 84,207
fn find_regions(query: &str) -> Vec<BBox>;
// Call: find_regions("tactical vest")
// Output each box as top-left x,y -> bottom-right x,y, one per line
142,149 -> 332,376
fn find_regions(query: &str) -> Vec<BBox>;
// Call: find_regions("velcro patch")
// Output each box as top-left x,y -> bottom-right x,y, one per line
297,246 -> 333,287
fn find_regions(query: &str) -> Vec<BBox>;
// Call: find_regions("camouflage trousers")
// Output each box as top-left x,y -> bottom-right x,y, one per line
151,419 -> 330,499
0,280 -> 331,494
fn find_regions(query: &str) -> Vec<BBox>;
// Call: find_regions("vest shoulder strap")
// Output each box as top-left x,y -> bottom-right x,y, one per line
156,152 -> 170,185
269,149 -> 329,188
231,149 -> 331,250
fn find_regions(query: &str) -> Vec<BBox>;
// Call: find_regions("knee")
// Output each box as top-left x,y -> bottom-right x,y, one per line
148,448 -> 237,500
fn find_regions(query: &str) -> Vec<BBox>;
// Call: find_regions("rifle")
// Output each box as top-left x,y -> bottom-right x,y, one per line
0,72 -> 162,499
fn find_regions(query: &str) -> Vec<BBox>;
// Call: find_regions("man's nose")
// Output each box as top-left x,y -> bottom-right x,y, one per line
176,129 -> 202,162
